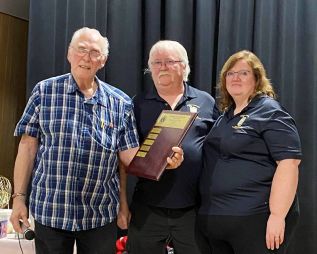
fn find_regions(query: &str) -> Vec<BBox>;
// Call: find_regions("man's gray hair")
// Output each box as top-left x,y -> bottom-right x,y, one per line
70,27 -> 109,57
148,40 -> 191,81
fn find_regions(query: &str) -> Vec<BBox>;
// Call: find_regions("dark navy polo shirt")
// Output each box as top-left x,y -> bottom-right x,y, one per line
132,83 -> 219,208
199,95 -> 302,216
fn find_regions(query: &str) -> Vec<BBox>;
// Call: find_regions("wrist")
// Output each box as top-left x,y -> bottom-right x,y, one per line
269,212 -> 286,220
12,192 -> 26,199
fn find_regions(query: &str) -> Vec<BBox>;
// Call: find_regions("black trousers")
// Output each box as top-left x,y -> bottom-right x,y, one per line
34,220 -> 117,254
127,201 -> 203,254
197,212 -> 299,254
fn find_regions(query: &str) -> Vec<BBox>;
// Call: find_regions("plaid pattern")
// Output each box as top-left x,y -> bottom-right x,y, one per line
15,73 -> 139,231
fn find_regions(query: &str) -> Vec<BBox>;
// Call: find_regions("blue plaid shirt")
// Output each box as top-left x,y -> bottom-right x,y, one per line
15,73 -> 139,231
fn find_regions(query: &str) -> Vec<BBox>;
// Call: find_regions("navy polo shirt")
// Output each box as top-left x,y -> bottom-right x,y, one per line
199,95 -> 302,216
132,83 -> 219,208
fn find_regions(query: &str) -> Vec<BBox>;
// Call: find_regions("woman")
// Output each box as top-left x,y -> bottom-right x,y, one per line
198,50 -> 302,254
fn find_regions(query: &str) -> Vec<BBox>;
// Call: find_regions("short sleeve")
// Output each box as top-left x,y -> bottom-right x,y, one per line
14,84 -> 41,138
260,103 -> 302,161
118,102 -> 139,151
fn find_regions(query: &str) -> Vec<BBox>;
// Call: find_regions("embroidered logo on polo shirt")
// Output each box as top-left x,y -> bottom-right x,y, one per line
187,104 -> 200,113
232,115 -> 249,129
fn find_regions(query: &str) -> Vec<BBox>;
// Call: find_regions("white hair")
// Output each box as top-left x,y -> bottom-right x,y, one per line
70,27 -> 109,57
148,40 -> 191,81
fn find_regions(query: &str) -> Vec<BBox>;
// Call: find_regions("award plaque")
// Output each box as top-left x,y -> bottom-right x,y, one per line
126,110 -> 197,181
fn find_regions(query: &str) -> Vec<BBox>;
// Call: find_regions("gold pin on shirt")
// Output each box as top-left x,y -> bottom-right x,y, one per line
232,115 -> 249,129
101,120 -> 113,128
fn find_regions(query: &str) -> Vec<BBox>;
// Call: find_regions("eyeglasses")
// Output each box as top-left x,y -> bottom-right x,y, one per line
226,70 -> 251,79
70,46 -> 105,61
150,60 -> 183,69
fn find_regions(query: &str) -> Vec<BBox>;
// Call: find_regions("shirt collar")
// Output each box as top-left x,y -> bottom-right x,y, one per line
226,94 -> 266,117
144,82 -> 197,101
67,74 -> 107,107
66,74 -> 78,94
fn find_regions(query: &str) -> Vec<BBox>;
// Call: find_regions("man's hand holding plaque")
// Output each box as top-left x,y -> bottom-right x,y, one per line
126,110 -> 197,180
166,146 -> 184,170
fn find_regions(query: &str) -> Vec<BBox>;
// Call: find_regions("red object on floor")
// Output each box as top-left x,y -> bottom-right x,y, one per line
116,236 -> 128,254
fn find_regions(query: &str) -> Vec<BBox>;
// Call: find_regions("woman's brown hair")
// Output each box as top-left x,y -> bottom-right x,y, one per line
218,50 -> 276,112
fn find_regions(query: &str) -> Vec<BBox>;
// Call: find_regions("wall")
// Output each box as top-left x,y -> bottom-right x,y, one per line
0,12 -> 28,193
0,0 -> 29,21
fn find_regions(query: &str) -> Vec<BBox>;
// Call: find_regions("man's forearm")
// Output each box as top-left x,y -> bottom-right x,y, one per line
119,161 -> 128,206
13,135 -> 38,194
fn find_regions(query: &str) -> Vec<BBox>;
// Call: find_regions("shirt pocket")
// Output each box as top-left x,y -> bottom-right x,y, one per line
90,106 -> 119,151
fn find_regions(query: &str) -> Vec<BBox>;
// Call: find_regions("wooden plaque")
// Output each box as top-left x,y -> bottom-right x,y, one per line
126,110 -> 197,181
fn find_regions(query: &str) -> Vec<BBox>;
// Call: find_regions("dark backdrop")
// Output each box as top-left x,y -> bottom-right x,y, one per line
27,0 -> 317,253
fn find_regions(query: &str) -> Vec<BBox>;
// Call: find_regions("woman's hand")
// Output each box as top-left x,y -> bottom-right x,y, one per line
266,213 -> 285,250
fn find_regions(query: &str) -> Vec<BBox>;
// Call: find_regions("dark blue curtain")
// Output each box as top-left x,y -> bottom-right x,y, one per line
27,0 -> 317,253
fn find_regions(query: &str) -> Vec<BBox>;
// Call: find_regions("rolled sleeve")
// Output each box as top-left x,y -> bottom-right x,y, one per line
118,103 -> 139,151
14,85 -> 41,138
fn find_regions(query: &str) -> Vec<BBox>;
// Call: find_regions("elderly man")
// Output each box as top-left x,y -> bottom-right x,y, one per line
10,28 -> 182,254
127,40 -> 219,254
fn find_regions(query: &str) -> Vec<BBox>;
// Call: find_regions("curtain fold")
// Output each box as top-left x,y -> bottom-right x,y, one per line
27,1 -> 317,253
